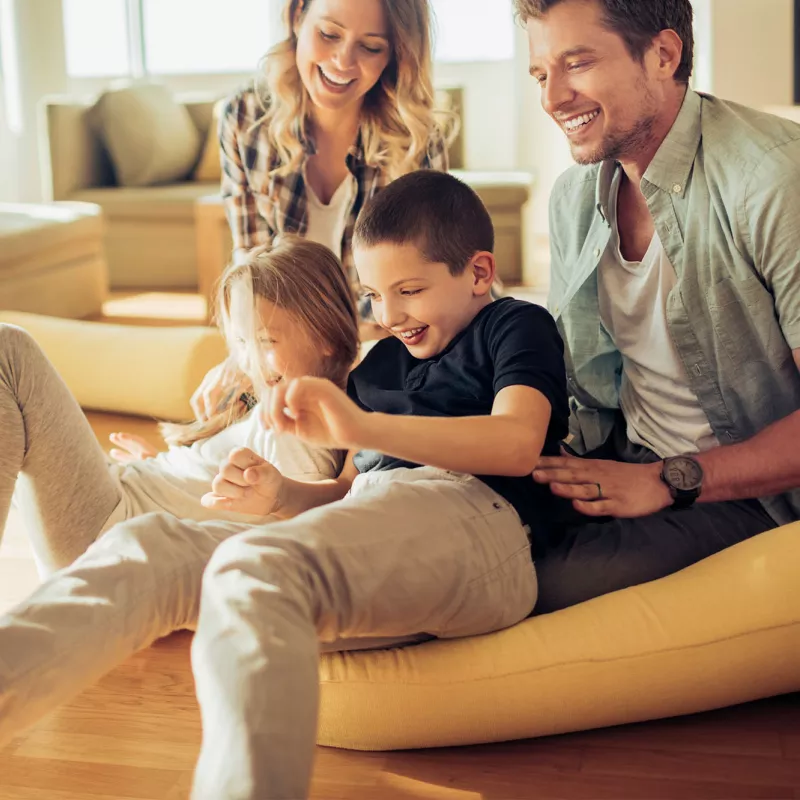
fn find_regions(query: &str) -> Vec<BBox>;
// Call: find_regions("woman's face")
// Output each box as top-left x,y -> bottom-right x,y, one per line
294,0 -> 392,115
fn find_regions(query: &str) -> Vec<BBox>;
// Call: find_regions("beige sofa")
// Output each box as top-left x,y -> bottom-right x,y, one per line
40,91 -> 533,293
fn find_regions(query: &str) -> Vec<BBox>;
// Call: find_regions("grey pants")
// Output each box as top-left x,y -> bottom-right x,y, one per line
535,414 -> 778,613
0,324 -> 123,573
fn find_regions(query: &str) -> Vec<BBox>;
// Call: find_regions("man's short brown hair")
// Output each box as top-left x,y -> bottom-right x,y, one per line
514,0 -> 694,84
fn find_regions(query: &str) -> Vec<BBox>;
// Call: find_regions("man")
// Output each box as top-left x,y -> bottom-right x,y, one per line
517,0 -> 800,612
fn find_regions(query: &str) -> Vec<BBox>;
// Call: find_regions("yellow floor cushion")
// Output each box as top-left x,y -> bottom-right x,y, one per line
317,522 -> 800,750
0,311 -> 226,421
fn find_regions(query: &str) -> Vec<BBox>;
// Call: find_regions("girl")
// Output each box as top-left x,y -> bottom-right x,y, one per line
0,238 -> 359,576
191,0 -> 454,419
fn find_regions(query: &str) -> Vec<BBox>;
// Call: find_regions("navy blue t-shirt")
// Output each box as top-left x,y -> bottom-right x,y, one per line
346,297 -> 569,553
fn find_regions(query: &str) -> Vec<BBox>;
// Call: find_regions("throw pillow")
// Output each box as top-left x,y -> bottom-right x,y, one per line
91,83 -> 202,187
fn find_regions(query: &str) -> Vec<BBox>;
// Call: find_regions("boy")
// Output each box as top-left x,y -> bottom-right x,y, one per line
194,171 -> 569,799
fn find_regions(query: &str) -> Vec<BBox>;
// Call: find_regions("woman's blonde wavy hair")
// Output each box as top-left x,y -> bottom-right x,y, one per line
256,0 -> 454,181
161,237 -> 359,447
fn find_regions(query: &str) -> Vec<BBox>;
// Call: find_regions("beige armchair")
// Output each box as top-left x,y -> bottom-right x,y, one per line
40,94 -> 221,290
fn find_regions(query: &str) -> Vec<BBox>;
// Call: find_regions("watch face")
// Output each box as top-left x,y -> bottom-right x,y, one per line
664,457 -> 704,491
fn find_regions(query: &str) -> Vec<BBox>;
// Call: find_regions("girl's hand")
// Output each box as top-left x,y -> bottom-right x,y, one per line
263,377 -> 370,450
109,432 -> 159,462
201,447 -> 285,517
191,358 -> 252,422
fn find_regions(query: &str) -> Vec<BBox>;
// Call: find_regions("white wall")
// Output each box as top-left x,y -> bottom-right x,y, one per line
1,0 -> 68,203
703,0 -> 794,107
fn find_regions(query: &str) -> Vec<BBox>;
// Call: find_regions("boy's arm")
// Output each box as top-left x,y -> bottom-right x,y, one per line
272,452 -> 359,519
201,447 -> 358,519
358,386 -> 552,477
269,378 -> 553,478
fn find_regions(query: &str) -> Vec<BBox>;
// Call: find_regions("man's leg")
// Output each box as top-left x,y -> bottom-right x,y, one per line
0,512 -> 243,745
190,469 -> 537,800
534,498 -> 776,614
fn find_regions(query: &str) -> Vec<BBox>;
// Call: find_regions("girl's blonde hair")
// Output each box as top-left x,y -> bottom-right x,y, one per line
257,0 -> 453,180
161,237 -> 359,447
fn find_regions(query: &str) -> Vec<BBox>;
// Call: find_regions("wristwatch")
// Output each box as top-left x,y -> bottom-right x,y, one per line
660,455 -> 704,510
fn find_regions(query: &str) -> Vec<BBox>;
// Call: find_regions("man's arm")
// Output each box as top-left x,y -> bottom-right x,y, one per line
533,350 -> 800,518
693,349 -> 800,502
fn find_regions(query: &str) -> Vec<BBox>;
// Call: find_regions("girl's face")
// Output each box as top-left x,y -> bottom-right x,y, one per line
228,286 -> 324,391
294,0 -> 392,115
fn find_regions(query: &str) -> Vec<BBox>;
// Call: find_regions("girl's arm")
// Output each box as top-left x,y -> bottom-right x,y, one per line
268,379 -> 552,478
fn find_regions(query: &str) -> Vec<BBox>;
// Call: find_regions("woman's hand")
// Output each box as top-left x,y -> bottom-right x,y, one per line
201,447 -> 285,517
109,432 -> 159,462
263,377 -> 371,450
190,358 -> 252,422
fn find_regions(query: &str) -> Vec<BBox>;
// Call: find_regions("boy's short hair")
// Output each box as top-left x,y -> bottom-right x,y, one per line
353,171 -> 495,276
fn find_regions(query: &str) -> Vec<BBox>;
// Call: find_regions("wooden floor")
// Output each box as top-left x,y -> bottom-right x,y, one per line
1,291 -> 799,798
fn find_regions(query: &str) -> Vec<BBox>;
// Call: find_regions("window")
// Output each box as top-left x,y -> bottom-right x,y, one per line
142,0 -> 276,75
63,0 -> 131,78
63,0 -> 276,78
432,0 -> 515,63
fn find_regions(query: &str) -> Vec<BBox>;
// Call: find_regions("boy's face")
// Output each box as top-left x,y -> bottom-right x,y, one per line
355,242 -> 492,359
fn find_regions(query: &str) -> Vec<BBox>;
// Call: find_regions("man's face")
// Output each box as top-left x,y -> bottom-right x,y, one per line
527,0 -> 661,165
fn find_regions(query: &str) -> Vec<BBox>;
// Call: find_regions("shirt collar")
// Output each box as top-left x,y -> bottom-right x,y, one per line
642,88 -> 702,196
595,88 -> 702,220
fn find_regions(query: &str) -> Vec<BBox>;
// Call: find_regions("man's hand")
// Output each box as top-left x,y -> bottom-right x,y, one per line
201,447 -> 284,517
263,377 -> 371,450
533,454 -> 673,518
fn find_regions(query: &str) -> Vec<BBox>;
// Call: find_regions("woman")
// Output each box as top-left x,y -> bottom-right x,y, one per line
191,0 -> 453,419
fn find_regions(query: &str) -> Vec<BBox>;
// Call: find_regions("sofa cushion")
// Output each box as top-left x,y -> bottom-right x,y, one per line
90,84 -> 202,188
73,183 -> 219,222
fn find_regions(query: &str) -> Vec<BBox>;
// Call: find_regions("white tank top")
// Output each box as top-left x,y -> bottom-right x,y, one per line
302,164 -> 357,260
597,171 -> 719,457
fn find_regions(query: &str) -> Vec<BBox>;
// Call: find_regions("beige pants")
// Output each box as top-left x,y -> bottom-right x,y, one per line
0,468 -> 536,800
190,467 -> 536,800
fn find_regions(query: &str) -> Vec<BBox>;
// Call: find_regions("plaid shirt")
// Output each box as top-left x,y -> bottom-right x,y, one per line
219,87 -> 449,292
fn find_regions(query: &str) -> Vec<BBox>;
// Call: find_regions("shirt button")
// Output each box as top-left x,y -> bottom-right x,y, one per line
593,247 -> 601,259
672,183 -> 682,193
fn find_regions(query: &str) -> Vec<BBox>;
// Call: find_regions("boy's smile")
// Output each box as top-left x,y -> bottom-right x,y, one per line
354,241 -> 495,360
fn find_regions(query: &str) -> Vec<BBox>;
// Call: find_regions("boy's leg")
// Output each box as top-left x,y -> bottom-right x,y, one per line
0,512 -> 243,746
0,324 -> 122,573
190,469 -> 536,800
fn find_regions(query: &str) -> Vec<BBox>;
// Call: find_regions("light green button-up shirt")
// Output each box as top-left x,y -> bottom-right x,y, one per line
548,89 -> 800,524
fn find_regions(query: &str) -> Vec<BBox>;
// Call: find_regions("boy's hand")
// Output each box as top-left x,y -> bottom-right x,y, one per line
109,432 -> 159,462
263,377 -> 370,450
201,447 -> 284,517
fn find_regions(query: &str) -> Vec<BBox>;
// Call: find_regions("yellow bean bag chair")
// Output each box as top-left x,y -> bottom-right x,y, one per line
1,311 -> 797,749
317,522 -> 799,750
0,311 -> 226,421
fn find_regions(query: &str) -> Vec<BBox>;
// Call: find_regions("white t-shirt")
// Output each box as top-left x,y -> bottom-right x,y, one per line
110,405 -> 342,525
302,164 -> 357,259
597,172 -> 718,458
